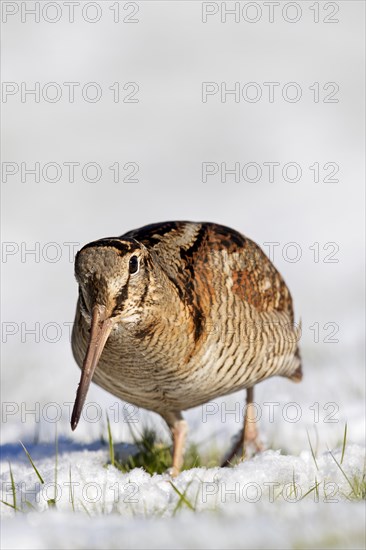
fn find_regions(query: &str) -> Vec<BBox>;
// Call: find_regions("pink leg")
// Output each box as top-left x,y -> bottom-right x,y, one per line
166,413 -> 188,477
221,386 -> 263,466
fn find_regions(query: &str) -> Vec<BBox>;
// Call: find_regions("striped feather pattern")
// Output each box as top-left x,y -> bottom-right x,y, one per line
72,222 -> 302,420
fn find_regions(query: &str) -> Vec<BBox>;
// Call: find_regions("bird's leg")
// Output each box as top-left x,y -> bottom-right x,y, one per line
242,386 -> 263,457
221,386 -> 263,466
166,413 -> 188,477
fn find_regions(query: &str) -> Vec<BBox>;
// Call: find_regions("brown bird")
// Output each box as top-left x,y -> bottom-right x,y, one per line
71,221 -> 302,474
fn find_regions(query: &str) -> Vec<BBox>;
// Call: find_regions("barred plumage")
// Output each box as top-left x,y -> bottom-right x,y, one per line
71,221 -> 302,473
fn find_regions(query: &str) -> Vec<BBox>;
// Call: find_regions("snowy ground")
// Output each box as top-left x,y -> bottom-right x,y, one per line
2,1 -> 365,548
1,355 -> 365,549
1,442 -> 365,549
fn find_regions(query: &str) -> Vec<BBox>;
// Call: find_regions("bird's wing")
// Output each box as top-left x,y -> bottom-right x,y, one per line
123,221 -> 294,319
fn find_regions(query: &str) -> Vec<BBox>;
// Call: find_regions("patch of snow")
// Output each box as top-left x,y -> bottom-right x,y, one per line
1,443 -> 365,549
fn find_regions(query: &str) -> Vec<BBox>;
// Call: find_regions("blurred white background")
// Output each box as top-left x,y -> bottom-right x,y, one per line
1,1 -> 365,452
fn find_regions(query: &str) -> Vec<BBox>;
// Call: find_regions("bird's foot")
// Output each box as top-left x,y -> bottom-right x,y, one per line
242,431 -> 264,459
221,430 -> 243,467
221,426 -> 264,467
166,466 -> 180,478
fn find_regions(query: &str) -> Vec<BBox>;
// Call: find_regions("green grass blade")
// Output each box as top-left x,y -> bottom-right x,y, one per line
24,500 -> 37,511
169,480 -> 195,513
1,463 -> 21,512
340,423 -> 347,464
9,462 -> 17,511
79,498 -> 91,517
306,429 -> 319,470
0,499 -> 21,512
292,468 -> 298,499
328,447 -> 357,496
301,478 -> 320,501
19,441 -> 44,484
106,412 -> 115,467
315,476 -> 319,501
69,466 -> 75,512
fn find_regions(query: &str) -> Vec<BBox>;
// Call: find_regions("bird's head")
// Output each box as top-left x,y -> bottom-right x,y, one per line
75,238 -> 151,325
71,237 -> 152,430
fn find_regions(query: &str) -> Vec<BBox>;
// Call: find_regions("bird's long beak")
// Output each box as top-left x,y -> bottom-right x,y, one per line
71,304 -> 113,431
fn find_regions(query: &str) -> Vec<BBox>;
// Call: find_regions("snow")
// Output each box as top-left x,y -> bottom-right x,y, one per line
1,444 -> 365,549
2,503 -> 365,550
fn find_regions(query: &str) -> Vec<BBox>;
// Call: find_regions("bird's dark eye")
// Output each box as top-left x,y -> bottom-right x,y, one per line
129,255 -> 139,274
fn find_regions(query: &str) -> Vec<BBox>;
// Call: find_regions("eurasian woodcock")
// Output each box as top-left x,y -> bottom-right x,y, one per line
71,221 -> 302,474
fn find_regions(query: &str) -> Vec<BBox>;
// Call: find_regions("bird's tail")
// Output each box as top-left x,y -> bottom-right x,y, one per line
289,348 -> 303,382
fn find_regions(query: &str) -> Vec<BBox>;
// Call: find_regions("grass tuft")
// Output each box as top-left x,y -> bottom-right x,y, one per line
115,427 -> 172,475
105,422 -> 217,474
327,446 -> 366,500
